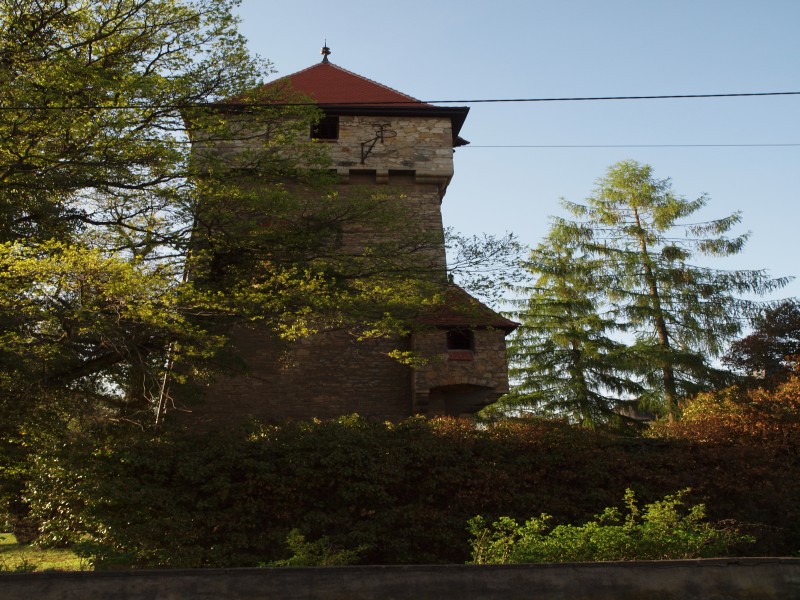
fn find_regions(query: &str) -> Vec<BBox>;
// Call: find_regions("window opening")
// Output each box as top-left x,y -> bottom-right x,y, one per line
312,115 -> 339,140
447,329 -> 473,351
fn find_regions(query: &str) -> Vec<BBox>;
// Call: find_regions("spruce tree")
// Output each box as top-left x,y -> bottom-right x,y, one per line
502,225 -> 641,427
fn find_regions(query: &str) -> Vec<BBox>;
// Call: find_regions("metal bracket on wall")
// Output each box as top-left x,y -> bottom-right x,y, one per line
360,122 -> 396,164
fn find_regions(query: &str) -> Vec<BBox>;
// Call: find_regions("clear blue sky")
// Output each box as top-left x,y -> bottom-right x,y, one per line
234,0 -> 800,302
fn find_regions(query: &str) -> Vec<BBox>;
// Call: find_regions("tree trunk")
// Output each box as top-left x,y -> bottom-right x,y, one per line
633,207 -> 678,420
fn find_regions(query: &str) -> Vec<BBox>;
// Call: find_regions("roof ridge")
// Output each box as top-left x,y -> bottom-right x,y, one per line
323,62 -> 427,105
264,61 -> 431,107
267,62 -> 321,84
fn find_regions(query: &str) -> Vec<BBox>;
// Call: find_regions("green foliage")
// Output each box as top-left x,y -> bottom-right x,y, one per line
268,529 -> 363,567
499,224 -> 641,427
0,0 -> 267,245
0,0 -> 359,428
0,0 -> 272,424
0,240 -> 216,413
18,415 -> 799,567
0,0 -> 512,435
508,160 -> 786,421
469,488 -> 753,564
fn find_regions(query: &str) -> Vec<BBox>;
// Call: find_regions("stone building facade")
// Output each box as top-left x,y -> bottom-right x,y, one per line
181,52 -> 515,426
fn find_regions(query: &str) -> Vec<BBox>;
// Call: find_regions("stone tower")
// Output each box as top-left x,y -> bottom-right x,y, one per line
181,51 -> 516,426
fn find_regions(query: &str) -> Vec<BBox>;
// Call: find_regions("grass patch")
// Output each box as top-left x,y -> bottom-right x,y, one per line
0,532 -> 85,572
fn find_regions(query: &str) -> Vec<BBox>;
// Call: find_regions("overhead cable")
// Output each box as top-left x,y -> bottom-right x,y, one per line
0,90 -> 799,111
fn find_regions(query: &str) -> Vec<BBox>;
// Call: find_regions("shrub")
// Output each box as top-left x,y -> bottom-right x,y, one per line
268,529 -> 363,567
649,376 -> 800,447
469,489 -> 754,564
20,414 -> 800,567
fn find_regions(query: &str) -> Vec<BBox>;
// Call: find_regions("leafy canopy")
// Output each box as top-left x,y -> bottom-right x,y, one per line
724,299 -> 800,386
0,0 -> 488,425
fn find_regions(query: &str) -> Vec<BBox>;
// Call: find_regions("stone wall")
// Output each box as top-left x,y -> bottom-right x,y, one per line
329,115 -> 455,181
338,177 -> 449,274
194,113 -> 456,194
4,559 -> 799,600
413,329 -> 511,415
178,329 -> 413,427
182,103 -> 514,426
414,329 -> 510,391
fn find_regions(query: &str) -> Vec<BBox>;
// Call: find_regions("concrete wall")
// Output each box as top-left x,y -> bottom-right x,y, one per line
3,559 -> 799,600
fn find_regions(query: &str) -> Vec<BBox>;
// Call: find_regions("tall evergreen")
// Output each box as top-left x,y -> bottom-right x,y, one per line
502,226 -> 641,427
557,160 -> 786,419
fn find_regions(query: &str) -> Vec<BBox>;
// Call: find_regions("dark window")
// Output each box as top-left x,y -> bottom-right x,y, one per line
312,116 -> 339,140
447,329 -> 473,351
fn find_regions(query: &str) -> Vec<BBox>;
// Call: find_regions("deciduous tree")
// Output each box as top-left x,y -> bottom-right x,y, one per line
0,0 -> 277,415
0,0 -> 465,425
1,0 -> 491,537
723,299 -> 800,386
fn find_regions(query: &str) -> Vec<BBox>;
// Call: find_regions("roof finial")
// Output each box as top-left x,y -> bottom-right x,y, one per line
320,41 -> 331,63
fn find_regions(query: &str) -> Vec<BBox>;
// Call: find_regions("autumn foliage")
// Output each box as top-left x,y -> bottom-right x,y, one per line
651,375 -> 800,447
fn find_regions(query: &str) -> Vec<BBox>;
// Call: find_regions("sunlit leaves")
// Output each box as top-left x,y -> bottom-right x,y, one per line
469,488 -> 753,564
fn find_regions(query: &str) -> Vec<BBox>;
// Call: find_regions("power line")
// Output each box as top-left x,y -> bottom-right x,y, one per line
0,90 -> 799,111
466,143 -> 800,149
47,137 -> 800,148
424,91 -> 800,104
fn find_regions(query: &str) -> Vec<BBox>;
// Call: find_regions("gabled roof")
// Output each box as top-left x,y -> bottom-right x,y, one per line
267,62 -> 429,107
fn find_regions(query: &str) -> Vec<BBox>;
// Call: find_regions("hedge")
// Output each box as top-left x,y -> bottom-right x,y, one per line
21,411 -> 800,568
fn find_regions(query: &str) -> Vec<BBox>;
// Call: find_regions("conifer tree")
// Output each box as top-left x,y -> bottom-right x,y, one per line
502,225 -> 641,426
556,160 -> 785,419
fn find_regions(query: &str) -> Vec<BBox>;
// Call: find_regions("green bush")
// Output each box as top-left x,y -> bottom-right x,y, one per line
268,529 -> 363,567
469,489 -> 754,563
18,415 -> 800,567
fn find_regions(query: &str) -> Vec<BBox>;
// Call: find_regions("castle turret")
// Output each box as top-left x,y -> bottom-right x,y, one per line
182,51 -> 514,425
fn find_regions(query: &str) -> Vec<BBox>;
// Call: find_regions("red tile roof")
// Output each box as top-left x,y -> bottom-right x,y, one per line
227,60 -> 469,146
264,62 -> 430,107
